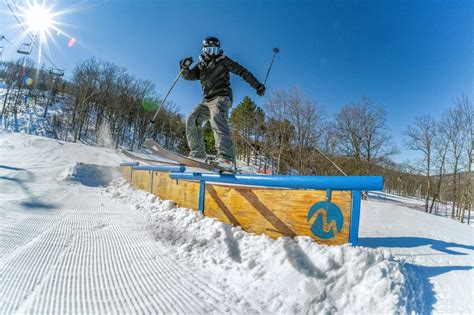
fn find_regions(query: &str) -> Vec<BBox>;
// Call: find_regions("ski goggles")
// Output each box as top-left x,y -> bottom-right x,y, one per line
202,46 -> 221,55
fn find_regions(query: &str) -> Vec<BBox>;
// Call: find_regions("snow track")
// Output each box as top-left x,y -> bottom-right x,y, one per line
0,132 -> 242,314
1,194 -> 238,314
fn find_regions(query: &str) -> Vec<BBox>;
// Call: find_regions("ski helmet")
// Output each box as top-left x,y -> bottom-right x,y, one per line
202,36 -> 220,48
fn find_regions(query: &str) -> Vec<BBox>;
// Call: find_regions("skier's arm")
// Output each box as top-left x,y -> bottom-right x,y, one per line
226,57 -> 263,90
180,57 -> 200,81
181,65 -> 200,81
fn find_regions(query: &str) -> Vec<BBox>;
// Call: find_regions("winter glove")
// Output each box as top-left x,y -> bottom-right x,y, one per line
180,57 -> 193,69
256,84 -> 266,96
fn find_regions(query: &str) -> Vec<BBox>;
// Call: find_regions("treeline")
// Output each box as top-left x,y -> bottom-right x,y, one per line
65,58 -> 186,151
229,89 -> 397,177
404,95 -> 472,222
0,57 -> 472,222
0,57 -> 187,151
0,57 -> 67,131
227,89 -> 472,223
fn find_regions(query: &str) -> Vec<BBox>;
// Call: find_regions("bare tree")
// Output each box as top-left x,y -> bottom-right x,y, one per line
265,89 -> 294,174
71,58 -> 100,142
335,97 -> 396,175
265,88 -> 325,174
131,79 -> 155,150
1,59 -> 23,121
286,88 -> 325,174
430,121 -> 449,214
443,103 -> 466,218
456,95 -> 473,223
405,115 -> 437,212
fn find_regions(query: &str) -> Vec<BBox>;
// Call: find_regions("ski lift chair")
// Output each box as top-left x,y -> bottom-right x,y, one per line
49,68 -> 64,77
17,43 -> 32,55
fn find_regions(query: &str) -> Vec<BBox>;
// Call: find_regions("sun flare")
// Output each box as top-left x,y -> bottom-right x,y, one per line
17,1 -> 60,42
13,0 -> 72,47
24,5 -> 53,35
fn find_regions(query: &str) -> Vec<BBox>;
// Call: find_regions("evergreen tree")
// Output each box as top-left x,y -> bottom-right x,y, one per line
230,96 -> 264,164
203,121 -> 217,155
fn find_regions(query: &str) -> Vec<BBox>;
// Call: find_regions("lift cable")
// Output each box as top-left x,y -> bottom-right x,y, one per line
0,34 -> 15,45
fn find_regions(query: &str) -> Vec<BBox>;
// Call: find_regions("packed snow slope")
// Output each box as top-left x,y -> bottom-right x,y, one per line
1,131 -> 472,314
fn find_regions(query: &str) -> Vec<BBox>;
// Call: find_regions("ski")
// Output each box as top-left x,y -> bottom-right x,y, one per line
144,138 -> 236,173
121,150 -> 180,166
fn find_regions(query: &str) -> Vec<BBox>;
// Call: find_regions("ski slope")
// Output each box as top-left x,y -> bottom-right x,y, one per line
1,131 -> 473,314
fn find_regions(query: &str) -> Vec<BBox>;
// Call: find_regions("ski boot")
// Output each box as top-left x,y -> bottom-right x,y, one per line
210,156 -> 236,173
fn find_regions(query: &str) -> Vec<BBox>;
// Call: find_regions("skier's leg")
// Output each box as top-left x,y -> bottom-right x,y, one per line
186,103 -> 210,159
208,96 -> 235,161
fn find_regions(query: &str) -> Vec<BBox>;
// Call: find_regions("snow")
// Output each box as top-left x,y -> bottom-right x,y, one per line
1,130 -> 473,313
359,198 -> 474,313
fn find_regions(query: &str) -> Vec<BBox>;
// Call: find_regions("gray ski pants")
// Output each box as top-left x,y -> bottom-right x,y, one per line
186,96 -> 234,160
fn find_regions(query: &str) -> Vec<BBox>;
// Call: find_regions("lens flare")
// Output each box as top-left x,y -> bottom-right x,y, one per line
67,37 -> 76,47
23,76 -> 34,86
142,97 -> 159,112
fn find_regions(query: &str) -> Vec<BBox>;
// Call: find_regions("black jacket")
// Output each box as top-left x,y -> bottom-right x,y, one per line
182,54 -> 262,102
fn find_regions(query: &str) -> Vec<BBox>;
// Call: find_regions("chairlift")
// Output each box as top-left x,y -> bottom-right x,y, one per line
49,68 -> 64,77
0,35 -> 4,41
17,42 -> 33,55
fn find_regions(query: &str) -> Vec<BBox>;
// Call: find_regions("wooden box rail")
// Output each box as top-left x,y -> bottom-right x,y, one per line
119,163 -> 384,246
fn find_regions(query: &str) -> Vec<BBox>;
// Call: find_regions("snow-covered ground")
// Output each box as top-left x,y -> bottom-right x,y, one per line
1,131 -> 473,314
360,197 -> 473,313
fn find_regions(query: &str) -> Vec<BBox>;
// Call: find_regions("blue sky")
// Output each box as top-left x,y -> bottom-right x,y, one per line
1,0 -> 472,162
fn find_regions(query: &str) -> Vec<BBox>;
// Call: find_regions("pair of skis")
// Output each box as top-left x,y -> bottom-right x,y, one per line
122,139 -> 237,174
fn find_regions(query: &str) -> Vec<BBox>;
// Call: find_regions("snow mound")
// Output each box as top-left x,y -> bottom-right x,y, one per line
107,179 -> 419,314
65,162 -> 118,187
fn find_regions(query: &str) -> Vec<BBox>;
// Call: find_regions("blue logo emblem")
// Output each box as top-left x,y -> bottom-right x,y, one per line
307,201 -> 344,239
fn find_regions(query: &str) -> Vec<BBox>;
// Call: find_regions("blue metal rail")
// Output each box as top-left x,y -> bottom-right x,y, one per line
169,173 -> 383,191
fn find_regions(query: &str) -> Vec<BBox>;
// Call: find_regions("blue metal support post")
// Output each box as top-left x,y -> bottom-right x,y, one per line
198,180 -> 205,213
349,190 -> 362,246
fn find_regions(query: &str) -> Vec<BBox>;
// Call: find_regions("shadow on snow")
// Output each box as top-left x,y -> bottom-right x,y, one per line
0,165 -> 58,210
359,236 -> 474,313
67,163 -> 117,188
359,236 -> 474,256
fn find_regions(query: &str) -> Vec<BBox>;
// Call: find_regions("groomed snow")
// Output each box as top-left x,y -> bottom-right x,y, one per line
1,131 -> 473,313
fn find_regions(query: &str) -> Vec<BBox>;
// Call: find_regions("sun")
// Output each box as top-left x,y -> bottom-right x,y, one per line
6,0 -> 79,68
17,1 -> 60,42
13,0 -> 70,46
24,5 -> 53,35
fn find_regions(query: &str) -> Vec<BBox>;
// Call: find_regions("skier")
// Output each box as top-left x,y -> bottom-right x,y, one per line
180,36 -> 265,170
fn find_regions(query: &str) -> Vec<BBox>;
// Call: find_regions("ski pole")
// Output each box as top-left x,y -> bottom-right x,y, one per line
150,68 -> 184,123
150,57 -> 193,123
263,48 -> 280,86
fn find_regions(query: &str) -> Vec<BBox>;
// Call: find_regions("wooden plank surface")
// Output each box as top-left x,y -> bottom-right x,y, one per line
152,172 -> 199,210
120,167 -> 353,245
131,170 -> 152,193
204,184 -> 351,245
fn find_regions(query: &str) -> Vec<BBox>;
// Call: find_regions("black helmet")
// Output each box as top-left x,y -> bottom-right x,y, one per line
202,36 -> 220,48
